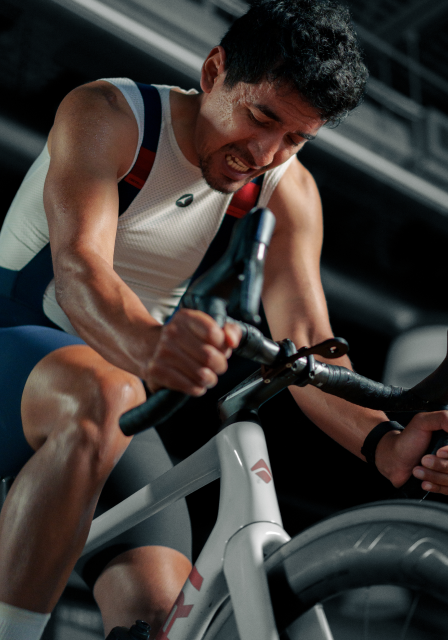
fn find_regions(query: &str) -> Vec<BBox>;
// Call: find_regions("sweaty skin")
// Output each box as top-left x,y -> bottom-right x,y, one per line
0,41 -> 448,640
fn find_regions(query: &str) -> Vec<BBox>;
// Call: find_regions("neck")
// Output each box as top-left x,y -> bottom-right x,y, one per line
169,89 -> 202,167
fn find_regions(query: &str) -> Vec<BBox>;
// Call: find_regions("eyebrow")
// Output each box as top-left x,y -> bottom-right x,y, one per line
253,103 -> 317,141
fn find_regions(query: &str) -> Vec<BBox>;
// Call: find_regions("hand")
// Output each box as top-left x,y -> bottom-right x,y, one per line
145,309 -> 241,396
376,411 -> 448,494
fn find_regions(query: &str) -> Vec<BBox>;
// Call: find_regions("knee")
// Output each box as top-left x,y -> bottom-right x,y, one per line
22,345 -> 146,475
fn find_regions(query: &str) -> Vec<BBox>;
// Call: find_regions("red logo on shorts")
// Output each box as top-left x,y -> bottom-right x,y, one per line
251,459 -> 272,483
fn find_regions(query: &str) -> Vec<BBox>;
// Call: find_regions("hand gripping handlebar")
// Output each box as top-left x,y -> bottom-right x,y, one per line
305,350 -> 448,499
119,207 -> 276,436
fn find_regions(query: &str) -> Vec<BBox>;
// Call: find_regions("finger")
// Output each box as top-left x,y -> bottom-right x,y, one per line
175,309 -> 229,350
413,465 -> 448,490
159,327 -> 230,376
436,446 -> 448,459
411,470 -> 446,495
413,410 -> 448,435
150,341 -> 222,386
420,482 -> 448,496
224,322 -> 242,350
421,454 -> 448,473
147,358 -> 218,396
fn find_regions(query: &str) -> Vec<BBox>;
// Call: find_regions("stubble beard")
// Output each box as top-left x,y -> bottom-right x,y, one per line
198,154 -> 234,194
198,150 -> 257,195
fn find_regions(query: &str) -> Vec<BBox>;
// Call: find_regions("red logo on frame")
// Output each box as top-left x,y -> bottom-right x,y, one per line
251,459 -> 272,483
189,566 -> 203,591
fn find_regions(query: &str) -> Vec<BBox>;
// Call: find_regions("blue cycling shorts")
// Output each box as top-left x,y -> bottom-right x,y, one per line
0,325 -> 86,477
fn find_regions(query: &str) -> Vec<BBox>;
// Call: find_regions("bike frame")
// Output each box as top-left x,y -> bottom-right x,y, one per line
82,419 -> 332,640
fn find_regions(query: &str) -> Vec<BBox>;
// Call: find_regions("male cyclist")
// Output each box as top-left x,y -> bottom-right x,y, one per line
1,1 -> 448,638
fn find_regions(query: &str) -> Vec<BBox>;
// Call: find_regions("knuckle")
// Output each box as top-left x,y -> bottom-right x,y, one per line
216,355 -> 229,375
202,322 -> 220,344
201,345 -> 219,368
156,341 -> 174,360
197,366 -> 216,386
162,321 -> 180,342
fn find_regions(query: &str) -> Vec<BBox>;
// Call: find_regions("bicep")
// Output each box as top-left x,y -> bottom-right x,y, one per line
262,158 -> 332,346
44,81 -> 138,268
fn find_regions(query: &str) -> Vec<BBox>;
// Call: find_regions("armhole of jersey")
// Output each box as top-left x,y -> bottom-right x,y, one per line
99,78 -> 145,180
257,154 -> 296,208
117,84 -> 162,216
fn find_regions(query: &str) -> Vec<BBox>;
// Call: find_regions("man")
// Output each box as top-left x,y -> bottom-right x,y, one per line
1,0 -> 448,638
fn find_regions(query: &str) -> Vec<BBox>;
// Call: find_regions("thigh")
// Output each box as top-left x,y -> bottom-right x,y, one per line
75,426 -> 193,589
0,325 -> 86,477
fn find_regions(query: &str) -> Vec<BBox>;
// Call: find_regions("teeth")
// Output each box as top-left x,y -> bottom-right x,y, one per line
226,154 -> 249,172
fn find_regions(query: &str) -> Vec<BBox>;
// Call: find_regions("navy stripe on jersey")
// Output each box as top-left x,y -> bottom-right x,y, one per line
118,84 -> 162,216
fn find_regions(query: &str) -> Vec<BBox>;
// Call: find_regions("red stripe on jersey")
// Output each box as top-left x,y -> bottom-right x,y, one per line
226,181 -> 261,218
124,147 -> 156,190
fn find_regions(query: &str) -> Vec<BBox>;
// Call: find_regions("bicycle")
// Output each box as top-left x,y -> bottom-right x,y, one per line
45,209 -> 448,638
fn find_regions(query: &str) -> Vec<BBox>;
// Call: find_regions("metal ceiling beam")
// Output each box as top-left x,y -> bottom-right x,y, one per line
355,23 -> 448,96
375,0 -> 448,42
315,126 -> 448,216
50,0 -> 203,81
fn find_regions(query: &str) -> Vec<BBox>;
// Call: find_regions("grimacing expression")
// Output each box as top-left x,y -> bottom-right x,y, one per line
195,78 -> 324,193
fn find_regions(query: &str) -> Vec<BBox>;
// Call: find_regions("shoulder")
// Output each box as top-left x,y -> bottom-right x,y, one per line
48,80 -> 139,177
267,156 -> 322,235
61,80 -> 135,117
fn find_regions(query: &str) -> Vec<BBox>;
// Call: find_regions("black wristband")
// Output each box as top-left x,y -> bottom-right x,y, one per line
361,421 -> 404,466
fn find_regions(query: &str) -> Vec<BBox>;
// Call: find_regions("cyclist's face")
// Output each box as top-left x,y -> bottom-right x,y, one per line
195,50 -> 324,193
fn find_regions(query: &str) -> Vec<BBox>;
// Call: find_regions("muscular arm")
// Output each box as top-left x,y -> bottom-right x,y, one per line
263,157 -> 448,491
263,157 -> 386,456
44,81 -> 238,395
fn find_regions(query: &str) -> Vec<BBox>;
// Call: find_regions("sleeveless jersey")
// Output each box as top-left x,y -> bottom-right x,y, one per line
0,79 -> 295,334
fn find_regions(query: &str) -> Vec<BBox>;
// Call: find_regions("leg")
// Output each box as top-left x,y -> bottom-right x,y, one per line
74,423 -> 193,637
0,343 -> 146,613
94,547 -> 192,638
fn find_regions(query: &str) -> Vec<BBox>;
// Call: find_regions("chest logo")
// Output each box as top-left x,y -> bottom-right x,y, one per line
176,194 -> 194,207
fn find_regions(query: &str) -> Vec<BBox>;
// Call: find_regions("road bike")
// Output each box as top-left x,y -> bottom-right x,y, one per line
76,208 -> 448,640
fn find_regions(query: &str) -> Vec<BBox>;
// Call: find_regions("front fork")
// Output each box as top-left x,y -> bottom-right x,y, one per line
223,522 -> 289,640
223,522 -> 334,640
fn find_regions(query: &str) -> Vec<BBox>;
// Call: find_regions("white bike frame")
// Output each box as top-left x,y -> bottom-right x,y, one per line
82,420 -> 333,640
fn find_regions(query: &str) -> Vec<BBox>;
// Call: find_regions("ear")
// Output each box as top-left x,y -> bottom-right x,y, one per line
200,46 -> 227,93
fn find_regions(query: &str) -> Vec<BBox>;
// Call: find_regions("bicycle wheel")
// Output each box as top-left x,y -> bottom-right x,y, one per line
203,500 -> 448,640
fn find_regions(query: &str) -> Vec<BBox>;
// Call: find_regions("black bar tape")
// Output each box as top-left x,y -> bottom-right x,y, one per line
119,390 -> 188,436
316,365 -> 436,412
233,321 -> 280,365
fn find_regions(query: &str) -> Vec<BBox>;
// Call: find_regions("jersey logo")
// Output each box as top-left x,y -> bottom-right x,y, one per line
176,194 -> 194,207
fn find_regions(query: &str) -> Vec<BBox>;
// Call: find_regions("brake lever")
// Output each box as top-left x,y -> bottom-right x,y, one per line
261,337 -> 349,381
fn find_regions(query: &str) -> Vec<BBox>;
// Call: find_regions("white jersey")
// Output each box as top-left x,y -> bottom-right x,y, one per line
0,79 -> 295,334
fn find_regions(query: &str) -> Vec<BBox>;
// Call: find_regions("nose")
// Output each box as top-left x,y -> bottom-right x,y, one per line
247,133 -> 282,168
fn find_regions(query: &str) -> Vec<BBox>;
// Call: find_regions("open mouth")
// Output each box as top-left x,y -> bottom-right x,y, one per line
225,154 -> 251,173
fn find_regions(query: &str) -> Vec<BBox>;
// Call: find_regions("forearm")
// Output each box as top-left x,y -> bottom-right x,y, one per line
55,251 -> 161,378
263,295 -> 388,465
289,355 -> 387,460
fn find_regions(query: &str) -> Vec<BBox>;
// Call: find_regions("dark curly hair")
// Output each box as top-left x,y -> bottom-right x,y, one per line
220,0 -> 368,126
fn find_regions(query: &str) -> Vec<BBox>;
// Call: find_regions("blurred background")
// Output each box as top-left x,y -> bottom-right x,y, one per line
0,0 -> 447,637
